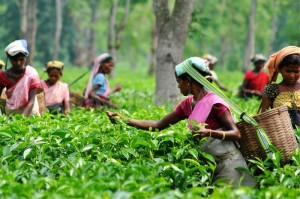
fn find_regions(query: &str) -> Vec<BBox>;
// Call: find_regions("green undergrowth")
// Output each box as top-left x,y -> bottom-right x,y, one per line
0,66 -> 299,198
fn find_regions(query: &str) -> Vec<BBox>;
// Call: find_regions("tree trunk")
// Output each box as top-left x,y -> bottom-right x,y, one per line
27,0 -> 37,66
17,0 -> 37,65
18,0 -> 28,38
242,0 -> 256,72
108,0 -> 130,76
268,0 -> 278,56
53,0 -> 63,60
148,23 -> 158,76
219,0 -> 227,70
86,0 -> 99,63
108,0 -> 130,60
153,0 -> 195,105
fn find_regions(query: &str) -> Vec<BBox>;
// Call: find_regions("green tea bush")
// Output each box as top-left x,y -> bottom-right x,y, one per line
0,66 -> 299,198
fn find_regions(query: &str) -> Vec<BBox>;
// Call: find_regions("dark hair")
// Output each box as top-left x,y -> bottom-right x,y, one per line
253,60 -> 266,65
101,56 -> 113,65
46,67 -> 63,75
279,54 -> 300,69
7,52 -> 26,60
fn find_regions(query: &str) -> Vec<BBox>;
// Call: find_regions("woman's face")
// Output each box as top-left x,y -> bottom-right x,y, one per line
176,77 -> 190,96
48,69 -> 61,85
101,60 -> 114,74
280,64 -> 300,85
9,55 -> 26,74
254,61 -> 265,71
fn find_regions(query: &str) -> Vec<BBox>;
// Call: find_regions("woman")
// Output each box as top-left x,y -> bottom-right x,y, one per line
202,53 -> 228,91
261,46 -> 300,129
0,39 -> 41,116
106,57 -> 255,186
239,54 -> 269,98
41,61 -> 70,115
83,53 -> 121,108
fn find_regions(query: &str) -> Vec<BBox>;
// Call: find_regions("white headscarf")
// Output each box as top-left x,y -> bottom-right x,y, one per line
5,39 -> 29,57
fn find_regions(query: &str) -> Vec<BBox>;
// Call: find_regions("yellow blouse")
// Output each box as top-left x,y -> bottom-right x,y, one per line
273,90 -> 300,108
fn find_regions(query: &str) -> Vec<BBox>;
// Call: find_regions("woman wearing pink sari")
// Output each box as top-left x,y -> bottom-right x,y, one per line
40,61 -> 70,115
0,39 -> 41,116
106,57 -> 255,186
83,53 -> 121,108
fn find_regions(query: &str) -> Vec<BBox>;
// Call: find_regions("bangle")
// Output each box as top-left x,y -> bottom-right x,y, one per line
209,129 -> 212,137
221,131 -> 225,140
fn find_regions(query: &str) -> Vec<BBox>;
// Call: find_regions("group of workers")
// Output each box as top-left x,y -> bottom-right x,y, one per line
0,40 -> 122,116
0,39 -> 299,187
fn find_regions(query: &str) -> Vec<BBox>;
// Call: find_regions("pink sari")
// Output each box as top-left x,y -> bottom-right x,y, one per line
187,92 -> 230,130
40,80 -> 70,107
6,65 -> 40,110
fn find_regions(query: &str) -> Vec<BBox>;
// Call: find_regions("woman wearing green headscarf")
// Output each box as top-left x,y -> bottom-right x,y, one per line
106,57 -> 255,186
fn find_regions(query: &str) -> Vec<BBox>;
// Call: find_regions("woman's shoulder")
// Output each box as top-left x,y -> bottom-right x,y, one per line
60,81 -> 69,89
94,73 -> 105,78
263,83 -> 279,100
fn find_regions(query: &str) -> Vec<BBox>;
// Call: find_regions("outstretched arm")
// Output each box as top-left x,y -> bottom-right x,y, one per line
106,111 -> 183,131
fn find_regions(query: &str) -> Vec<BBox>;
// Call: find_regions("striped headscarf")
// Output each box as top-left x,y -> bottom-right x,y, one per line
265,46 -> 300,82
175,57 -> 210,78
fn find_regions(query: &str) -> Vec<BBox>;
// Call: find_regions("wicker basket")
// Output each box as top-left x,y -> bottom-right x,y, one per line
0,89 -> 46,116
236,105 -> 298,163
36,88 -> 46,115
0,98 -> 5,114
70,91 -> 84,107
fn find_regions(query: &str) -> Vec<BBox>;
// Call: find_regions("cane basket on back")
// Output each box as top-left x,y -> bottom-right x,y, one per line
36,88 -> 46,115
0,98 -> 5,114
236,105 -> 298,164
69,91 -> 85,108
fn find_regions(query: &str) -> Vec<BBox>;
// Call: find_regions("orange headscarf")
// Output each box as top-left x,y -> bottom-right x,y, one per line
265,46 -> 300,83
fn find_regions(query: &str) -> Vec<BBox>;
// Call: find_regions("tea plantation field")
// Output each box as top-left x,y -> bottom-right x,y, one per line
0,65 -> 299,199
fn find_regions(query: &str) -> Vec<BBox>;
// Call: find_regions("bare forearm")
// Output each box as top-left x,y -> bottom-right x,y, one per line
63,101 -> 70,115
23,101 -> 34,116
127,119 -> 160,131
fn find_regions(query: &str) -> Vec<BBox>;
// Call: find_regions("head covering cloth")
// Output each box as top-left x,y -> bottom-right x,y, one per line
84,53 -> 112,99
175,57 -> 210,78
5,39 -> 29,57
264,46 -> 300,83
251,54 -> 267,64
202,53 -> 218,65
46,61 -> 64,70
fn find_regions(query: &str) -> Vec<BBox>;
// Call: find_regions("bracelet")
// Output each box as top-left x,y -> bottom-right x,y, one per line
221,131 -> 225,140
209,129 -> 212,137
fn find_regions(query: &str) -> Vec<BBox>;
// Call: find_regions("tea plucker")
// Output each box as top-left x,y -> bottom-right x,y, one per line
0,39 -> 41,116
107,57 -> 255,186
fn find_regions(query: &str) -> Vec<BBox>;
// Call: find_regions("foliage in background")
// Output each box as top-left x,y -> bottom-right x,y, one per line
0,0 -> 298,72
